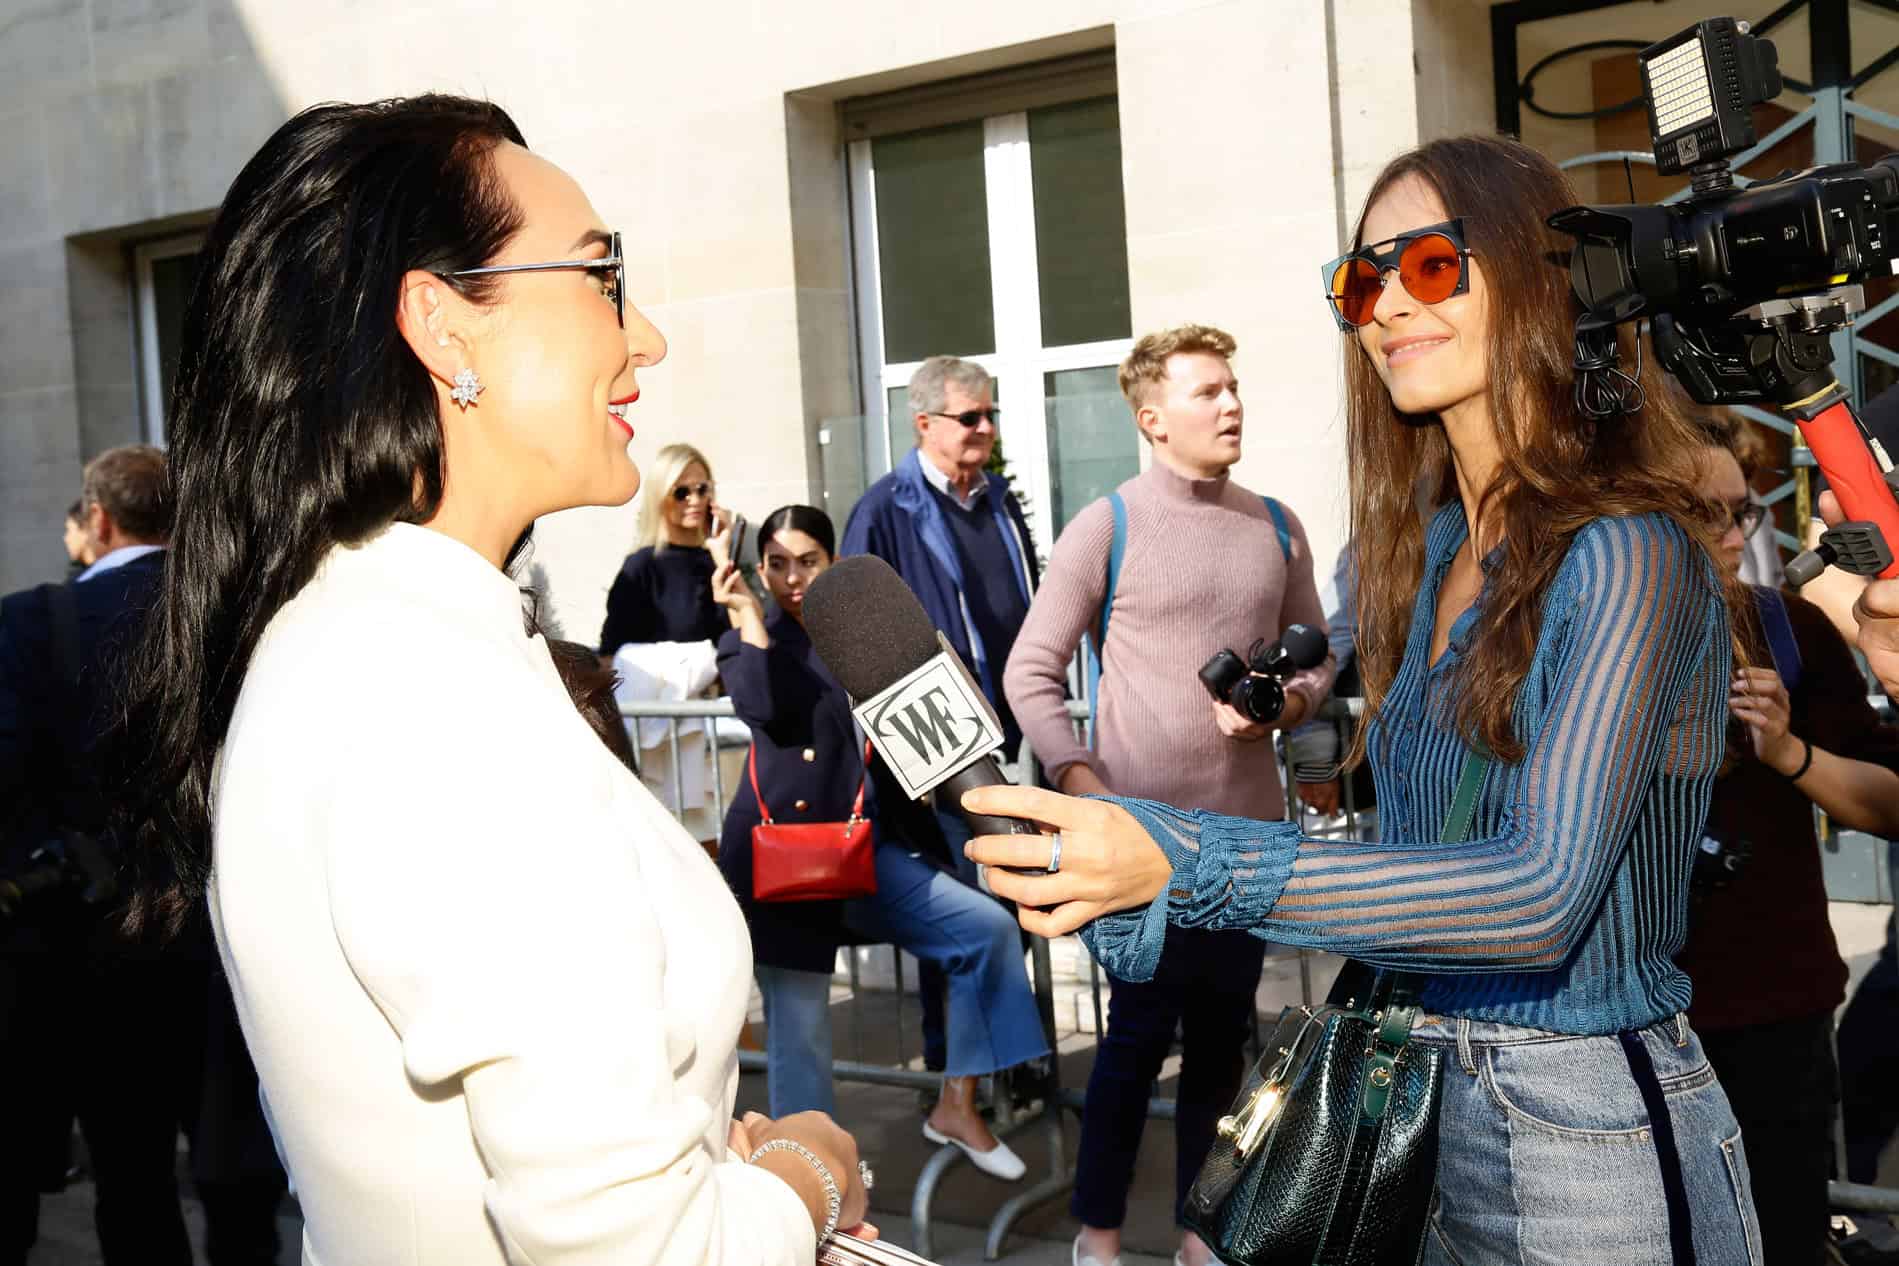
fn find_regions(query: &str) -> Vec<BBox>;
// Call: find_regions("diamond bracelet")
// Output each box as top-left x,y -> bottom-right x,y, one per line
749,1138 -> 841,1245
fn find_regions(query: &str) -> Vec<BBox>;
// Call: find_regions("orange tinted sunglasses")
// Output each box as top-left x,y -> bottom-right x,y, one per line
1321,219 -> 1474,330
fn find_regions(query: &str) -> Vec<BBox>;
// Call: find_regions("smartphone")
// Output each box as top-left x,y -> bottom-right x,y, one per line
727,511 -> 747,561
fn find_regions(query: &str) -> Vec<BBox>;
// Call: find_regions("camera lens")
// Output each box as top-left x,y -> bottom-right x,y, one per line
1231,675 -> 1286,725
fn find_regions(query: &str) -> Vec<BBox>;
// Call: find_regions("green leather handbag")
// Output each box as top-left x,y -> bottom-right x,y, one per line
1181,748 -> 1490,1265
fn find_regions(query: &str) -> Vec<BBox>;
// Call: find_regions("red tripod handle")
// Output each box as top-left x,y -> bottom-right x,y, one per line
1795,400 -> 1899,580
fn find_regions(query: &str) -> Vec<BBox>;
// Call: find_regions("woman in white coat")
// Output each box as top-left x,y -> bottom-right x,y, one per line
117,95 -> 868,1265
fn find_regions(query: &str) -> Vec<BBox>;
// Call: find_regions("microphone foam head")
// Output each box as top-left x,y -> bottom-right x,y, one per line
802,555 -> 943,698
1280,623 -> 1329,669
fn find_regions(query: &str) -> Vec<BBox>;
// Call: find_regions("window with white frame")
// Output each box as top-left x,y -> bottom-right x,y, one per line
845,69 -> 1138,555
134,234 -> 205,445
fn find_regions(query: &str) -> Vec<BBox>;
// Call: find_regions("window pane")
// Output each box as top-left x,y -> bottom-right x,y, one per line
1029,99 -> 1131,348
886,385 -> 912,474
873,123 -> 995,362
819,412 -> 870,525
1045,367 -> 1137,532
151,251 -> 201,425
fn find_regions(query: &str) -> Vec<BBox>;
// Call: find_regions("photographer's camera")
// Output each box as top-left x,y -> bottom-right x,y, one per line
1199,624 -> 1328,724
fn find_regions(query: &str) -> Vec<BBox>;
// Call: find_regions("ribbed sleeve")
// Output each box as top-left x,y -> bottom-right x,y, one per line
1005,497 -> 1114,785
1079,510 -> 1729,1036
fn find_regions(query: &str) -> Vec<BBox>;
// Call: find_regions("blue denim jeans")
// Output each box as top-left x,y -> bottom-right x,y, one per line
752,965 -> 836,1118
754,843 -> 1048,1117
917,805 -> 992,1072
1411,1015 -> 1761,1266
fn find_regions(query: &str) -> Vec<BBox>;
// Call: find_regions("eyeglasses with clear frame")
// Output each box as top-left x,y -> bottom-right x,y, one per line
445,230 -> 625,327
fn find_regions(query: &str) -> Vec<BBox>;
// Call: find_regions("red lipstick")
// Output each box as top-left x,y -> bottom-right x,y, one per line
608,389 -> 640,439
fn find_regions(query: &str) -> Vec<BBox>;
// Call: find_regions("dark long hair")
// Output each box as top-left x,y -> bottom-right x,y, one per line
1343,135 -> 1742,763
120,95 -> 527,933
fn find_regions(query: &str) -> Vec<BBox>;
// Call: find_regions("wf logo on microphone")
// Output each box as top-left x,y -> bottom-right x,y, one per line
852,643 -> 1005,800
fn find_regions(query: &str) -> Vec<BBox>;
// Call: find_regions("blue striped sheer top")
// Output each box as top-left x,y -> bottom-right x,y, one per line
1083,504 -> 1730,1035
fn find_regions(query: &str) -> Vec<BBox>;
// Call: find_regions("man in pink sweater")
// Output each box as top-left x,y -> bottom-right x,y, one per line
1003,324 -> 1333,1266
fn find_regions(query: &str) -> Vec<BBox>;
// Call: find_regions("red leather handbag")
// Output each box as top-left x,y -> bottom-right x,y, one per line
749,741 -> 877,902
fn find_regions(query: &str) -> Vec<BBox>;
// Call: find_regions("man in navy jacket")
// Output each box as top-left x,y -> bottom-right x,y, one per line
840,356 -> 1039,760
839,356 -> 1042,1092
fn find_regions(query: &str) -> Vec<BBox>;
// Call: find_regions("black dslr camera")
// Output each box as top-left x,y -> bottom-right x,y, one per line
1547,17 -> 1899,585
0,832 -> 119,927
1199,624 -> 1328,724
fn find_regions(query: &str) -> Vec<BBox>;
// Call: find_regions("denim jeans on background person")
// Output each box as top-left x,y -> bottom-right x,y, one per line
1413,1015 -> 1762,1266
753,965 -> 836,1117
1071,925 -> 1268,1230
918,806 -> 982,1073
753,841 -> 1048,1118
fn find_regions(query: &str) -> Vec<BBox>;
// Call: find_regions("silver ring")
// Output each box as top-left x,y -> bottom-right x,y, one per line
858,1160 -> 875,1192
1047,831 -> 1063,874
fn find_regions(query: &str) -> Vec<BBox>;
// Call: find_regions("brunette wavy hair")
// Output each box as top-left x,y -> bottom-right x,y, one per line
1344,135 -> 1742,763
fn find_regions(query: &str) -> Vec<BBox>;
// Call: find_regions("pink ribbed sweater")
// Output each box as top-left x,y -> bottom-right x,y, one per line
1003,460 -> 1335,820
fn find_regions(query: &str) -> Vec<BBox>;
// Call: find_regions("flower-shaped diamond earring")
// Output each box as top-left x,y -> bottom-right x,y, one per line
450,368 -> 484,409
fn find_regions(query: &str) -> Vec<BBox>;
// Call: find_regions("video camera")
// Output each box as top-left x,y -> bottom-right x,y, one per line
1546,16 -> 1899,583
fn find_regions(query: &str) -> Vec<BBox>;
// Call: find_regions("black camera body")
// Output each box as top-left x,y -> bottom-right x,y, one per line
1547,17 -> 1899,410
1553,160 -> 1898,335
1198,624 -> 1328,725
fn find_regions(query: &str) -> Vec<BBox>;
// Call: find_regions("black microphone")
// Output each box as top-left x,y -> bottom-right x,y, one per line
1268,623 -> 1329,674
802,556 -> 1043,855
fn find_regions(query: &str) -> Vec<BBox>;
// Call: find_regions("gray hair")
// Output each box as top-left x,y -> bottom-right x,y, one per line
906,356 -> 992,421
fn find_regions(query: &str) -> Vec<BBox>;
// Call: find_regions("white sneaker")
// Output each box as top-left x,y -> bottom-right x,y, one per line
919,1121 -> 1027,1181
1072,1234 -> 1122,1266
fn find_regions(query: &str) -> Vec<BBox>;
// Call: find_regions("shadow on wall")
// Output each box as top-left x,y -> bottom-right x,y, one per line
0,0 -> 288,593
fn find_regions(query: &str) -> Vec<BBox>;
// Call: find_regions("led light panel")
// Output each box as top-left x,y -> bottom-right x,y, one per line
1647,37 -> 1716,135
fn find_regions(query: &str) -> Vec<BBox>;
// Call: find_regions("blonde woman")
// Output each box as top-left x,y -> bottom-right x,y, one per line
599,442 -> 733,656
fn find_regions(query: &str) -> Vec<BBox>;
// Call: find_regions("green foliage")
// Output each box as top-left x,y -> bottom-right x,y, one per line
985,431 -> 1025,510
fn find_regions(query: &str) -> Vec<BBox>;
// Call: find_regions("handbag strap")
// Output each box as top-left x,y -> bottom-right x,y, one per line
1371,744 -> 1489,1009
1326,744 -> 1491,1009
1442,742 -> 1491,844
748,741 -> 873,826
1312,743 -> 1491,1263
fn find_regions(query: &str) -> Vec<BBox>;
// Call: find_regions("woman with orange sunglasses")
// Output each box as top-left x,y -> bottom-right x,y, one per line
967,135 -> 1762,1265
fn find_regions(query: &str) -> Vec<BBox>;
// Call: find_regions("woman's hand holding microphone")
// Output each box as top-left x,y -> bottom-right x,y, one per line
958,785 -> 1173,938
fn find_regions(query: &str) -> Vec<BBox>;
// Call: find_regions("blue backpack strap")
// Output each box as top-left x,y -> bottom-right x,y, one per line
1085,493 -> 1129,752
1753,586 -> 1803,693
1263,496 -> 1291,562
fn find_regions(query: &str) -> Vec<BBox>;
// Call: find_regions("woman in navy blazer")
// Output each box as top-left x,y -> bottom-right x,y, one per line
714,505 -> 1047,1181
